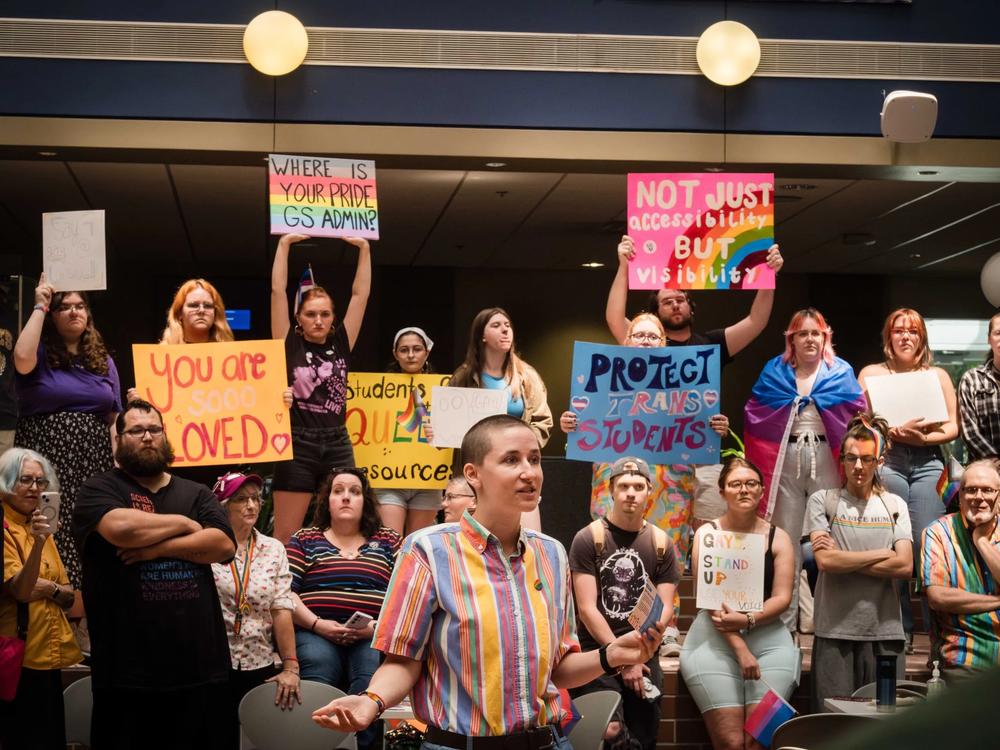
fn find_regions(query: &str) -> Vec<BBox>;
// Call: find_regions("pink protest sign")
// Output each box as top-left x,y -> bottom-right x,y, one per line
626,173 -> 775,290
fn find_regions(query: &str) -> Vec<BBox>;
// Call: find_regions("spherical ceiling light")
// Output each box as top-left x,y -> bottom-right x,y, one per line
981,251 -> 1000,306
696,20 -> 761,86
243,11 -> 309,76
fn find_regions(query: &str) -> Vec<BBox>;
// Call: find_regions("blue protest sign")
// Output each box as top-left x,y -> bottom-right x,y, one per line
566,341 -> 721,465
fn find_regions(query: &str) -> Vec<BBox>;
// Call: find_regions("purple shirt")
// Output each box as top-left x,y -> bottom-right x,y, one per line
16,343 -> 122,418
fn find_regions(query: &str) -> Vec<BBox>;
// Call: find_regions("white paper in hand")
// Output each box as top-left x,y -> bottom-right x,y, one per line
429,386 -> 509,448
42,210 -> 107,291
866,370 -> 948,427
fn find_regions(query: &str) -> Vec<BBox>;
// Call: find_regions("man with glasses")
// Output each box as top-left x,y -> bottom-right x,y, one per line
921,459 -> 1000,682
73,399 -> 237,749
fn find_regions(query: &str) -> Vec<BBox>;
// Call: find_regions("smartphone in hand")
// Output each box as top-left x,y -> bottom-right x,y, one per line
38,492 -> 61,531
344,611 -> 373,629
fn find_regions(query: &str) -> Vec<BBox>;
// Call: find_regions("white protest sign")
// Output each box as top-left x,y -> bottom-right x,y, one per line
42,210 -> 107,291
695,526 -> 765,612
866,370 -> 949,428
430,386 -> 508,448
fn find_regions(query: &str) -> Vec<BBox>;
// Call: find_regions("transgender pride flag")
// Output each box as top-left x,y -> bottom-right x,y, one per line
744,688 -> 796,747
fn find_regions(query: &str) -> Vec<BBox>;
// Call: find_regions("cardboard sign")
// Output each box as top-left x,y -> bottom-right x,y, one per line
430,386 -> 509,449
42,210 -> 107,291
346,372 -> 454,489
695,526 -> 766,612
269,154 -> 379,239
626,173 -> 775,290
566,342 -> 721,465
866,370 -> 949,427
132,341 -> 291,467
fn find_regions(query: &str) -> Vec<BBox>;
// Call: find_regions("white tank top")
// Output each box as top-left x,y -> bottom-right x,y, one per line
792,402 -> 825,435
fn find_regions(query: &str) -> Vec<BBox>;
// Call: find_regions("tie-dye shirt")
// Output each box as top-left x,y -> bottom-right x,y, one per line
372,512 -> 580,736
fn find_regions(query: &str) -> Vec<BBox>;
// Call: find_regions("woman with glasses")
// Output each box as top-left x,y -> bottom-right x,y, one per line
858,308 -> 959,652
159,278 -> 234,345
440,475 -> 476,522
0,448 -> 82,750
560,313 -> 729,654
286,467 -> 400,750
744,308 -> 867,634
680,455 -> 798,750
271,233 -> 371,544
210,471 -> 300,750
13,275 -> 121,604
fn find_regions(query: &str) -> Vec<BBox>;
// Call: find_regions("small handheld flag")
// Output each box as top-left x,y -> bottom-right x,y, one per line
743,687 -> 796,747
294,265 -> 316,314
396,387 -> 430,434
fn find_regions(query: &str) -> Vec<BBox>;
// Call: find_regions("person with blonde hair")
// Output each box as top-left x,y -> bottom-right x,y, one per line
159,278 -> 234,345
858,307 -> 958,652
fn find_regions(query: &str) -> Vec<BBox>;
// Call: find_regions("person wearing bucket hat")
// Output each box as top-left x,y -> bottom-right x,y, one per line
210,471 -> 300,749
286,467 -> 401,750
377,326 -> 443,536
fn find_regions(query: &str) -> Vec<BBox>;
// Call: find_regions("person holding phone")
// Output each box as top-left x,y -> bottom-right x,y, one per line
286,468 -> 400,750
0,448 -> 81,750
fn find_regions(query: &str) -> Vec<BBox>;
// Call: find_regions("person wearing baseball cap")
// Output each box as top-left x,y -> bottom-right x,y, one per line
210,471 -> 301,749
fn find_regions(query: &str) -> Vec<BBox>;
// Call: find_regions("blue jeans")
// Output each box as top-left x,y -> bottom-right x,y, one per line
297,630 -> 381,749
880,444 -> 944,635
420,733 -> 573,750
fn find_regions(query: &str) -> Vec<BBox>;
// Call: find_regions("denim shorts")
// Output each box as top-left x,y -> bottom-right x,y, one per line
375,488 -> 442,511
272,424 -> 355,493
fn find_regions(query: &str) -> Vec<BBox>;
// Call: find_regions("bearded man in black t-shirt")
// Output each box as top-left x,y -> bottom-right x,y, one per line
73,399 -> 236,750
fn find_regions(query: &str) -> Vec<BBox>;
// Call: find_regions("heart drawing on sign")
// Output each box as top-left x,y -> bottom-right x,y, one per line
174,414 -> 183,424
576,375 -> 585,384
570,396 -> 590,412
681,453 -> 690,461
275,413 -> 283,423
271,434 -> 291,454
703,390 -> 719,408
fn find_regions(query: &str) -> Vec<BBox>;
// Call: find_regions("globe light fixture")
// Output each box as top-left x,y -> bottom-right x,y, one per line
696,21 -> 761,86
243,11 -> 309,76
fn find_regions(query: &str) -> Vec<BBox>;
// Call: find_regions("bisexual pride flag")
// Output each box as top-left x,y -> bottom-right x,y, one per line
743,688 -> 796,747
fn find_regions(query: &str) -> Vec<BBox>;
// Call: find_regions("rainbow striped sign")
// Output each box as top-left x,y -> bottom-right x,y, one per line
626,173 -> 774,290
269,154 -> 379,240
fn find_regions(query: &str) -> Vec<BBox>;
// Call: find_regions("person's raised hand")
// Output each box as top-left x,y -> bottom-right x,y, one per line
342,237 -> 370,252
765,244 -> 783,273
282,387 -> 294,410
34,272 -> 55,308
559,410 -> 578,434
709,413 -> 729,437
312,694 -> 379,732
617,235 -> 636,263
279,233 -> 311,248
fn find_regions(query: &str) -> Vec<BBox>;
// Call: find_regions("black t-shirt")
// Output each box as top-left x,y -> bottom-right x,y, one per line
73,469 -> 236,690
667,328 -> 732,368
286,324 -> 351,430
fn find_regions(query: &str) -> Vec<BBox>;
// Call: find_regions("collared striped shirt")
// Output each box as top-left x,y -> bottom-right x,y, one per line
921,512 -> 1000,668
958,361 -> 1000,461
373,512 -> 580,736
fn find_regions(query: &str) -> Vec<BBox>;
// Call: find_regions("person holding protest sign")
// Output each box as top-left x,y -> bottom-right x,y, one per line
159,278 -> 235,345
210,471 -> 300,750
286,468 -> 400,750
376,326 -> 441,535
271,232 -> 372,544
13,275 -> 120,608
744,308 -> 867,634
451,307 -> 552,531
680,455 -> 798,750
560,313 -> 729,655
858,308 -> 958,653
310,414 -> 665,745
804,412 -> 912,711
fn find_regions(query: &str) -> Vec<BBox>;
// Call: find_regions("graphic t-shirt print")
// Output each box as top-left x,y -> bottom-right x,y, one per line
599,548 -> 649,622
292,346 -> 347,416
129,490 -> 203,603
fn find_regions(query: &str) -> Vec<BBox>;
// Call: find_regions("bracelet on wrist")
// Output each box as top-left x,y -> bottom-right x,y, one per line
33,303 -> 48,313
310,617 -> 320,633
283,656 -> 299,663
745,611 -> 756,631
360,689 -> 386,718
598,644 -> 619,676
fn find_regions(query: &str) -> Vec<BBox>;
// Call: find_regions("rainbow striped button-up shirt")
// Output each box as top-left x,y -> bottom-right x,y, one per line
373,512 -> 580,736
921,512 -> 1000,668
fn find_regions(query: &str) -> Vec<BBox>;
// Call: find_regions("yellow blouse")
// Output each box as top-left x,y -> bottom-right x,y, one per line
1,502 -> 82,670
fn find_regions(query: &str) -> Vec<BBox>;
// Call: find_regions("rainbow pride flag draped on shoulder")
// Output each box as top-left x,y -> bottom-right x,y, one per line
744,355 -> 866,520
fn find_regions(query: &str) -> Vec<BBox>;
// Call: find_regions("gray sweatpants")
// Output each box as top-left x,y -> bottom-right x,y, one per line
811,636 -> 905,712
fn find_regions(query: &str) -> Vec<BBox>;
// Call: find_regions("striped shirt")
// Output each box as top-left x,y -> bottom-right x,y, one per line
373,512 -> 580,736
958,361 -> 1000,461
921,513 -> 1000,668
287,526 -> 401,623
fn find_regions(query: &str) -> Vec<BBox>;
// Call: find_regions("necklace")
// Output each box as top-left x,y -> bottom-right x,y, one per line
324,529 -> 364,559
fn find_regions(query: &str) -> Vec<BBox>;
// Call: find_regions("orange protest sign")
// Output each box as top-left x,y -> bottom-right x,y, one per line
132,340 -> 292,467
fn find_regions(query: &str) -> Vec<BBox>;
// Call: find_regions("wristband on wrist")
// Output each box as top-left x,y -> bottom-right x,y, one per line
33,303 -> 48,313
745,612 -> 756,631
283,656 -> 299,663
310,616 -> 320,633
598,644 -> 618,676
360,689 -> 386,718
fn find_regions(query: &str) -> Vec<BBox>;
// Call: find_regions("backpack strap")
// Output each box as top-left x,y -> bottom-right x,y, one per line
648,523 -> 668,563
589,519 -> 606,559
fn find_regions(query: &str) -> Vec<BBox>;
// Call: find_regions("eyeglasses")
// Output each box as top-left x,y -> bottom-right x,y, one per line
230,493 -> 262,506
184,302 -> 215,311
17,476 -> 50,489
660,296 -> 688,307
891,328 -> 920,338
122,426 -> 164,438
628,332 -> 663,343
961,486 -> 1000,499
725,479 -> 762,491
842,454 -> 878,466
443,492 -> 475,503
55,303 -> 87,314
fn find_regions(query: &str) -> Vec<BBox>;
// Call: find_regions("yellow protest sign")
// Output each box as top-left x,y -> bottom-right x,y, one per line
132,340 -> 292,468
346,372 -> 453,489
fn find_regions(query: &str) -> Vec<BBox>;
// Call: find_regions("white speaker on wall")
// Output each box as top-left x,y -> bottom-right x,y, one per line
881,90 -> 938,143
